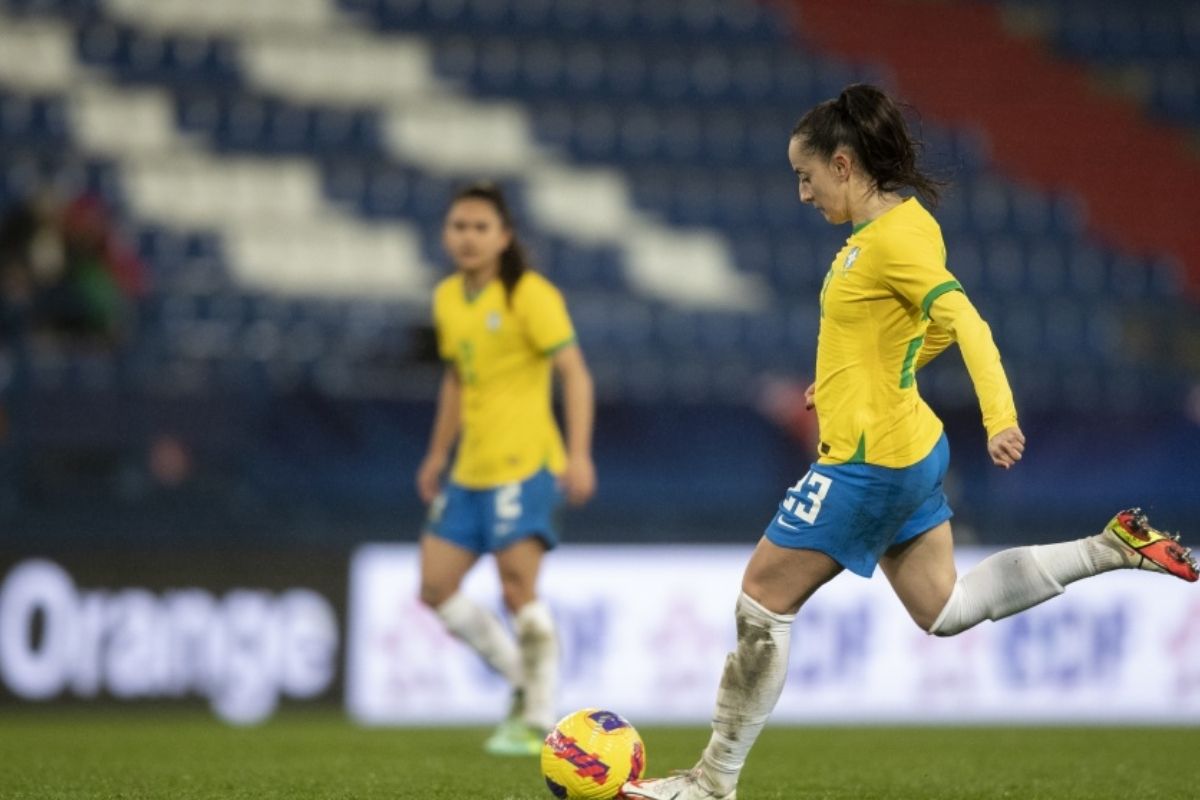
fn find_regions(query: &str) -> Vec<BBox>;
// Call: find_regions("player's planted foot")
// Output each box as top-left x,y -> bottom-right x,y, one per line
621,768 -> 736,800
483,719 -> 545,756
1102,508 -> 1198,582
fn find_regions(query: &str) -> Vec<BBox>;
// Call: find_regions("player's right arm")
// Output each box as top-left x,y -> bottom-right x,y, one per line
418,282 -> 461,503
416,366 -> 461,503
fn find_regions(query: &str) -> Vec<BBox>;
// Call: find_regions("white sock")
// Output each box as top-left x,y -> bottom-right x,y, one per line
1085,530 -> 1138,571
514,600 -> 558,731
699,591 -> 795,795
435,592 -> 521,686
930,535 -> 1126,636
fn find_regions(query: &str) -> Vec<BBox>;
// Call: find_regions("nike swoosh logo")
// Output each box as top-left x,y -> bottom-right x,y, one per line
774,513 -> 802,531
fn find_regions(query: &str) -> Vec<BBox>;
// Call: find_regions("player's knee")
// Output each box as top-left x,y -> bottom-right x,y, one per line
498,568 -> 535,612
913,608 -> 943,634
500,581 -> 534,614
419,582 -> 453,609
740,577 -> 800,617
909,592 -> 951,633
929,618 -> 964,637
925,583 -> 964,636
513,597 -> 555,638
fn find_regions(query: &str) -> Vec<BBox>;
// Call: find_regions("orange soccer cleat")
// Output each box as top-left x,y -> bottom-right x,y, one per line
1104,508 -> 1198,582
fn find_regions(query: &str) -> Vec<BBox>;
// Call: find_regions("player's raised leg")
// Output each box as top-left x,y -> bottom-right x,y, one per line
419,533 -> 522,682
419,531 -> 528,756
883,510 -> 1197,638
622,538 -> 841,800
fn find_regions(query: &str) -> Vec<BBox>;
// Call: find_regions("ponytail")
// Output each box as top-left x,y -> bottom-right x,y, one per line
792,84 -> 944,207
449,182 -> 530,306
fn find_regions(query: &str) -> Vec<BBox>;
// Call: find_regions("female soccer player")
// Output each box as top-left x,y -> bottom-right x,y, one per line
623,84 -> 1196,800
417,183 -> 596,756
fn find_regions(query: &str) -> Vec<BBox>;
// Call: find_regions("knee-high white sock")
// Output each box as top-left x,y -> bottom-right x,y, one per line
514,600 -> 558,731
435,592 -> 521,685
699,591 -> 795,795
930,534 -> 1128,636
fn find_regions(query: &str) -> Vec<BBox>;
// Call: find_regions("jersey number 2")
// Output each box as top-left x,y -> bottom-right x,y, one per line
782,471 -> 832,523
495,483 -> 523,521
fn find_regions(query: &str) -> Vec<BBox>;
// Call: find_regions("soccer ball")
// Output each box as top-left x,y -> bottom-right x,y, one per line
541,708 -> 646,799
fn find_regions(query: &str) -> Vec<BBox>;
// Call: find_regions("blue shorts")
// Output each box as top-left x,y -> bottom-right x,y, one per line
426,468 -> 562,554
764,434 -> 953,577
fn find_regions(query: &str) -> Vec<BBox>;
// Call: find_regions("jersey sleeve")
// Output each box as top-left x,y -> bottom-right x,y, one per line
515,276 -> 576,355
927,290 -> 1019,438
431,284 -> 455,362
915,321 -> 955,371
876,228 -> 963,319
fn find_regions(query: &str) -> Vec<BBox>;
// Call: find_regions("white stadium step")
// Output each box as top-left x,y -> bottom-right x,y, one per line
98,0 -> 767,310
0,11 -> 433,302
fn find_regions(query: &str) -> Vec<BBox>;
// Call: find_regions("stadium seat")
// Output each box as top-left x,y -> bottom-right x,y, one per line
0,0 -> 1190,410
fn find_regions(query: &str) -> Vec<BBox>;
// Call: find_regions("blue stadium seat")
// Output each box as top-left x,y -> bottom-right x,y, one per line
0,0 -> 1190,410
996,0 -> 1200,126
0,94 -> 69,145
1026,239 -> 1067,296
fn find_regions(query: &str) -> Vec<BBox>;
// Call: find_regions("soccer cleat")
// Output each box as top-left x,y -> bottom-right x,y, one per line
621,768 -> 736,800
483,719 -> 545,756
1104,508 -> 1198,582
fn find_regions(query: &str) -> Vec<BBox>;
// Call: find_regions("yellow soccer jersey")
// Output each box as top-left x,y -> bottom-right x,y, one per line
814,198 -> 1017,467
433,271 -> 575,488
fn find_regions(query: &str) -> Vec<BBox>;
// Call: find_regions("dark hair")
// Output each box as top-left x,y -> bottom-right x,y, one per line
448,182 -> 531,305
791,84 -> 944,207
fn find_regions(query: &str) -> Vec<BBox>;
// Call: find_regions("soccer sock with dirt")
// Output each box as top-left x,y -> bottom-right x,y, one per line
435,591 -> 521,686
514,599 -> 559,732
929,534 -> 1129,636
700,591 -> 795,795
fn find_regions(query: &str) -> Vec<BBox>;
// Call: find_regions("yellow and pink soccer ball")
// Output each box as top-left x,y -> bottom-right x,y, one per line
540,708 -> 646,799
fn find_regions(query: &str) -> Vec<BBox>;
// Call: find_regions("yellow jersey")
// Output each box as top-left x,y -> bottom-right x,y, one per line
815,198 -> 1017,467
433,271 -> 576,488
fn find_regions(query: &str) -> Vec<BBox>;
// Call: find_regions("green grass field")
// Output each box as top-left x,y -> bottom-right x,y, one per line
1,709 -> 1196,799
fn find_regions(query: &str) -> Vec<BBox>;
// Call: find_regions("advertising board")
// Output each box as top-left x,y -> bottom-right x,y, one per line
347,544 -> 1200,724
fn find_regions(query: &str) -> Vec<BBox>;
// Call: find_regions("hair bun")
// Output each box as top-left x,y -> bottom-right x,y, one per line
464,180 -> 500,195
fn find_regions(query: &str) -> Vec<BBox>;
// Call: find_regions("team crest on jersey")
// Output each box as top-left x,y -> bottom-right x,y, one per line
486,311 -> 501,331
842,246 -> 861,272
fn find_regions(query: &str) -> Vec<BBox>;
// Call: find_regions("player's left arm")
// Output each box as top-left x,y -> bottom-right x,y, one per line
552,343 -> 596,506
926,290 -> 1024,469
518,276 -> 596,505
914,321 -> 954,371
879,232 -> 1023,469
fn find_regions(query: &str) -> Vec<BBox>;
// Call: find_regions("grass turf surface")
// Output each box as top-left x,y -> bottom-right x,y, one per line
1,710 -> 1196,799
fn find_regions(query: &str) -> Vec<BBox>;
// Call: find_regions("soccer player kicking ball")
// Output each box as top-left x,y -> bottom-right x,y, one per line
622,84 -> 1196,800
417,183 -> 596,756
